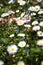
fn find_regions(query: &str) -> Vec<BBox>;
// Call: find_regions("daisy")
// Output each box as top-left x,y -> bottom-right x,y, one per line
28,6 -> 35,11
17,33 -> 25,37
37,39 -> 43,46
17,61 -> 25,65
32,26 -> 40,31
9,34 -> 14,37
39,21 -> 43,27
16,19 -> 24,26
7,45 -> 18,54
0,60 -> 4,65
1,13 -> 9,17
18,0 -> 26,6
37,31 -> 43,37
23,14 -> 31,23
32,20 -> 38,25
35,5 -> 40,12
18,41 -> 26,48
38,10 -> 43,14
16,10 -> 19,13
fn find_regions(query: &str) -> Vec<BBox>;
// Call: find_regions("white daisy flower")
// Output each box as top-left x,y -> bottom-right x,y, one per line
9,34 -> 14,38
0,60 -> 4,65
18,0 -> 26,6
28,6 -> 35,11
32,26 -> 40,31
37,0 -> 42,2
35,5 -> 40,12
37,31 -> 43,37
32,20 -> 38,25
16,20 -> 24,26
39,22 -> 43,27
41,61 -> 43,65
16,10 -> 19,13
17,33 -> 25,37
1,13 -> 9,17
24,24 -> 31,28
18,41 -> 26,48
7,45 -> 18,54
37,39 -> 43,46
38,10 -> 43,14
17,61 -> 25,65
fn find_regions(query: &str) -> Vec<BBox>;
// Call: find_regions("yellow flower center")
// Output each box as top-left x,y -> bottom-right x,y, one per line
26,16 -> 29,20
19,63 -> 23,65
39,41 -> 43,44
3,14 -> 7,16
18,21 -> 23,25
35,27 -> 38,30
40,32 -> 42,35
10,48 -> 14,51
36,8 -> 38,10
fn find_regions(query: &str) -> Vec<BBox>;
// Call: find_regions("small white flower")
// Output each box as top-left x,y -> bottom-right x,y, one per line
17,33 -> 25,37
17,61 -> 25,65
16,20 -> 24,26
31,13 -> 36,16
38,10 -> 43,14
1,13 -> 9,17
18,0 -> 26,6
24,24 -> 31,28
32,26 -> 40,31
9,34 -> 14,37
28,6 -> 35,11
37,31 -> 43,37
16,10 -> 19,13
41,61 -> 43,65
32,20 -> 38,25
18,41 -> 26,48
0,60 -> 4,65
35,5 -> 40,12
37,39 -> 43,46
39,22 -> 43,27
37,0 -> 42,2
7,45 -> 18,54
